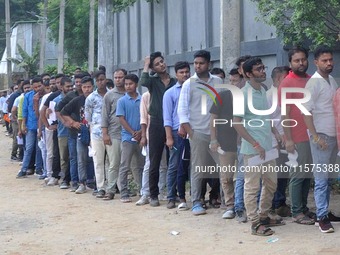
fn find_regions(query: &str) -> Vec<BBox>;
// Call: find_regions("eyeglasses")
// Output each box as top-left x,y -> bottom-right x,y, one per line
253,66 -> 268,73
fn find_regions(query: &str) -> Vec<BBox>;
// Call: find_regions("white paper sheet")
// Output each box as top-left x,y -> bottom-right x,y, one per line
247,148 -> 279,166
17,136 -> 24,145
48,101 -> 57,125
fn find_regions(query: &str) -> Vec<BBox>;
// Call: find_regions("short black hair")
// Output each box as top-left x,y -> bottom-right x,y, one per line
81,76 -> 94,85
210,67 -> 225,77
288,46 -> 309,62
43,79 -> 50,86
124,74 -> 139,84
194,50 -> 211,62
55,73 -> 65,79
98,65 -> 106,73
74,73 -> 84,79
149,51 -> 164,68
235,55 -> 252,67
271,66 -> 290,79
106,79 -> 114,89
94,70 -> 106,79
23,79 -> 30,86
41,73 -> 50,78
174,61 -> 190,73
242,57 -> 263,75
114,68 -> 127,76
314,45 -> 333,59
16,79 -> 24,85
32,76 -> 43,84
61,77 -> 73,86
229,68 -> 240,75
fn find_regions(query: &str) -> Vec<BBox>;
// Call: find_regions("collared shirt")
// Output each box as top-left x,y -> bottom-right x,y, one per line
163,82 -> 182,130
140,92 -> 150,140
140,72 -> 177,120
116,93 -> 141,143
22,90 -> 38,130
101,87 -> 125,140
303,71 -> 338,137
234,81 -> 272,155
178,73 -> 223,135
85,89 -> 107,140
53,93 -> 68,137
278,70 -> 310,143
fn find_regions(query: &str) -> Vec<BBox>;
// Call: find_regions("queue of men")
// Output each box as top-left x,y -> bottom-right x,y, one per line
9,46 -> 340,237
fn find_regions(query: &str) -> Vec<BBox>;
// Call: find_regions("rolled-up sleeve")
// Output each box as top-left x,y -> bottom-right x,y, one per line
140,93 -> 149,125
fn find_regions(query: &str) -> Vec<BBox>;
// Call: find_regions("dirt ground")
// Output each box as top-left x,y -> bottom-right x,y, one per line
1,128 -> 340,255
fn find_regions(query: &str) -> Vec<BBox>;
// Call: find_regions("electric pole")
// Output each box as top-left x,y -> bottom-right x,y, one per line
39,0 -> 48,74
57,0 -> 65,73
88,0 -> 95,73
5,0 -> 12,88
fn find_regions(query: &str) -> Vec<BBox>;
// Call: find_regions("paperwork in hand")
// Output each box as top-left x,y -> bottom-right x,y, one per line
247,148 -> 278,166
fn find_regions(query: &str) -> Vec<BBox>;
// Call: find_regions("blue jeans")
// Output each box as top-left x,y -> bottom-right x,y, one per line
68,136 -> 79,184
77,139 -> 95,184
21,129 -> 43,173
310,134 -> 337,219
234,147 -> 245,212
167,131 -> 183,200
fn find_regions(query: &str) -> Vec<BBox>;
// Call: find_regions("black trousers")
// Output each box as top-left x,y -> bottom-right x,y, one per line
148,118 -> 166,199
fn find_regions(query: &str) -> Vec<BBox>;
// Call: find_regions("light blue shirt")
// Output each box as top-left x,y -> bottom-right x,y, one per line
116,93 -> 141,143
234,81 -> 272,155
163,82 -> 182,130
85,89 -> 107,140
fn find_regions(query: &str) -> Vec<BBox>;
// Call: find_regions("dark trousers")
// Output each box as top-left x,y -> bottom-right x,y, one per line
52,130 -> 62,179
148,118 -> 166,199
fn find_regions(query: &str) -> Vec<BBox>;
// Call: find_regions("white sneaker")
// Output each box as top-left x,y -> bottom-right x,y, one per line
47,177 -> 58,186
158,192 -> 167,201
136,195 -> 149,206
75,184 -> 87,194
222,209 -> 236,219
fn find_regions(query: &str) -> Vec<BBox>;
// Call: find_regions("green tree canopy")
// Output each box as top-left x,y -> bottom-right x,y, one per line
252,0 -> 340,47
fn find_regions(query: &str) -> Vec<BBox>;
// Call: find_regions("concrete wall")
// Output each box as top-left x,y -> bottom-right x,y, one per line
97,0 -> 340,84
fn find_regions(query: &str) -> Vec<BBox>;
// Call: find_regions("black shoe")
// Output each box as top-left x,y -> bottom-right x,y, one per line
35,169 -> 43,175
16,171 -> 27,178
96,189 -> 106,198
11,156 -> 19,161
150,198 -> 160,207
26,169 -> 34,175
315,212 -> 340,226
319,216 -> 334,233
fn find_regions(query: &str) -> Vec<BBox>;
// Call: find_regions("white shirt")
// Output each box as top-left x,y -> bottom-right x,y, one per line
303,71 -> 338,137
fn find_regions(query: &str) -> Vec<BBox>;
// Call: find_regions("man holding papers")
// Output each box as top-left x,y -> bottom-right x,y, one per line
233,57 -> 284,236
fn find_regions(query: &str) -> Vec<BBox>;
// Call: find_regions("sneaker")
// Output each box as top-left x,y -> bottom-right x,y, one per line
136,195 -> 149,206
96,190 -> 106,198
69,184 -> 78,192
222,209 -> 236,219
26,169 -> 34,175
192,203 -> 207,216
75,184 -> 87,194
47,177 -> 58,186
315,212 -> 340,226
16,171 -> 27,178
86,182 -> 96,190
235,210 -> 247,223
60,181 -> 70,189
39,175 -> 47,180
150,198 -> 160,207
158,192 -> 167,201
178,202 -> 189,211
167,200 -> 176,209
319,216 -> 334,233
120,196 -> 132,203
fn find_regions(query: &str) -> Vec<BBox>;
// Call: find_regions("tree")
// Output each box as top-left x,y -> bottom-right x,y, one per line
9,43 -> 40,78
112,0 -> 160,12
251,0 -> 340,47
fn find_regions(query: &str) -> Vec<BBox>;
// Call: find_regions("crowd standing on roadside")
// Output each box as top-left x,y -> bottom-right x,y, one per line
5,46 -> 340,237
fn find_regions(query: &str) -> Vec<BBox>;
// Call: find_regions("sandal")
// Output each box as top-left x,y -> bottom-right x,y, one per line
209,199 -> 221,209
293,213 -> 315,225
260,216 -> 285,227
103,193 -> 114,200
251,223 -> 275,236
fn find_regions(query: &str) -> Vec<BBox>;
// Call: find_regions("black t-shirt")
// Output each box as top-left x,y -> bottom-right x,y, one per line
60,95 -> 86,137
209,90 -> 237,152
44,91 -> 61,107
55,91 -> 79,112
